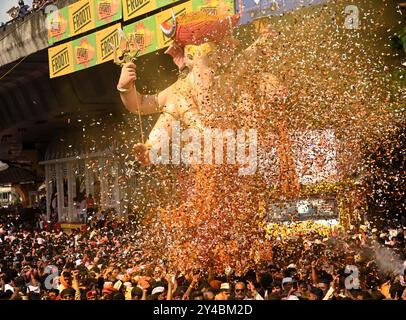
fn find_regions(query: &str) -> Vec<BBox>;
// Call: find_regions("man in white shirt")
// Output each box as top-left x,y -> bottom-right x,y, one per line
0,275 -> 15,299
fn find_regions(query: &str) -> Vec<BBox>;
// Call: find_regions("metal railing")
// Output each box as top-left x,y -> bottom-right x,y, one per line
1,1 -> 59,30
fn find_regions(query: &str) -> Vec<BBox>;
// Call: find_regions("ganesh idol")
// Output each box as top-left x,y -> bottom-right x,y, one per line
117,11 -> 300,197
114,11 -> 306,271
116,11 -> 240,165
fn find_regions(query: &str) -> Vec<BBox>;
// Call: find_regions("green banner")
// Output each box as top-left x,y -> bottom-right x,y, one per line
123,15 -> 159,56
94,0 -> 123,28
72,33 -> 99,72
47,6 -> 71,45
48,0 -> 123,45
49,0 -> 237,78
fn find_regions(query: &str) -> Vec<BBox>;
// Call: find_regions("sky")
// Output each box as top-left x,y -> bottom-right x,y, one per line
0,0 -> 33,24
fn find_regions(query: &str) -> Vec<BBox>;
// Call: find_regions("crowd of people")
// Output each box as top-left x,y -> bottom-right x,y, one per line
47,192 -> 96,225
0,203 -> 405,301
3,1 -> 57,26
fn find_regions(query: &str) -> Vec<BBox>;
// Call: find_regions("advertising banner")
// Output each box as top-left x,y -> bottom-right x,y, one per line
96,23 -> 122,64
69,0 -> 96,37
94,0 -> 123,27
122,0 -> 185,21
72,33 -> 99,72
122,0 -> 159,21
49,23 -> 123,78
47,6 -> 71,45
48,0 -> 123,44
123,16 -> 159,56
48,42 -> 74,78
48,0 -> 236,77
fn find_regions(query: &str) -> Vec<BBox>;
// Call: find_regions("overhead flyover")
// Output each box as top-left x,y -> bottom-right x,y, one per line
0,0 -> 75,67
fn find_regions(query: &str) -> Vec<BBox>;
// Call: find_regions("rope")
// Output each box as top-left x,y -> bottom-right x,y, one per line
0,53 -> 32,81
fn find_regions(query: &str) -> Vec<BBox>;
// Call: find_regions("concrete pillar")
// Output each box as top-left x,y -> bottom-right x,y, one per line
84,160 -> 94,197
56,163 -> 64,222
67,162 -> 76,222
45,165 -> 51,220
99,158 -> 106,209
112,161 -> 121,217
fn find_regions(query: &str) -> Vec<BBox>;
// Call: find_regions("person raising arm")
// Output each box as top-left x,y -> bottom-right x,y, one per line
117,62 -> 170,115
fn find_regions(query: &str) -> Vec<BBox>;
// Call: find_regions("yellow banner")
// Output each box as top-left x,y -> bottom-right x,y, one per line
156,1 -> 193,49
48,42 -> 74,78
96,23 -> 122,64
60,223 -> 84,229
69,0 -> 96,37
48,0 -> 236,78
123,0 -> 158,21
